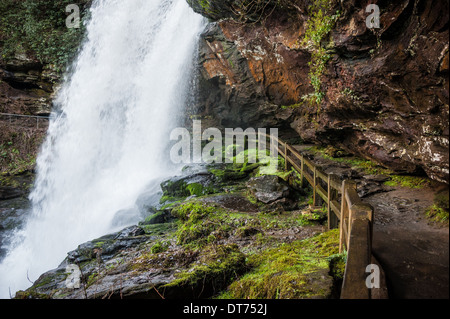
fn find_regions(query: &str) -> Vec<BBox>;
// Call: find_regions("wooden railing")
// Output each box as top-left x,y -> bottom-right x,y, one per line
0,112 -> 50,129
258,133 -> 383,299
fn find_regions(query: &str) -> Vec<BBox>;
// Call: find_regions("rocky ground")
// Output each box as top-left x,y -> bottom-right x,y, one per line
10,157 -> 346,300
4,145 -> 447,300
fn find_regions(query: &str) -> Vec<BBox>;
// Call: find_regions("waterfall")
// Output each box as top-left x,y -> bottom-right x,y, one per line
0,0 -> 205,298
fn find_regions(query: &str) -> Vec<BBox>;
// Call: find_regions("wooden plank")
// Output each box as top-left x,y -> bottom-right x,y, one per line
339,181 -> 347,253
340,218 -> 372,299
342,218 -> 349,250
330,200 -> 341,219
286,144 -> 303,161
316,169 -> 328,182
284,143 -> 289,171
345,182 -> 360,206
327,174 -> 332,230
300,156 -> 304,188
316,184 -> 328,203
313,167 -> 317,206
288,158 -> 302,174
303,158 -> 315,170
276,146 -> 284,157
329,177 -> 342,191
303,171 -> 314,186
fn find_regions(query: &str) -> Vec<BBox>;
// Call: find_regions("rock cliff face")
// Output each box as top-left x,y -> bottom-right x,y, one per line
188,0 -> 449,184
0,0 -> 91,117
0,0 -> 91,175
0,55 -> 58,116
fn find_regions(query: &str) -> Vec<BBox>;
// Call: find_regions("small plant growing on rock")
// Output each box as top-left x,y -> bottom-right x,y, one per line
301,0 -> 340,107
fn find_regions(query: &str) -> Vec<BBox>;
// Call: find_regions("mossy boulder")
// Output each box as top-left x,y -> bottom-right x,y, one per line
247,175 -> 290,204
139,209 -> 175,226
160,167 -> 219,199
163,244 -> 247,298
66,226 -> 149,264
218,229 -> 344,299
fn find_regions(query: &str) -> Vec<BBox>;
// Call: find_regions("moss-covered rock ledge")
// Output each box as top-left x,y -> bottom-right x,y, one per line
15,159 -> 346,299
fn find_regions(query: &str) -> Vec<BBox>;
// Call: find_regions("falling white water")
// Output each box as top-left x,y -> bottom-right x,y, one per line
0,0 -> 205,298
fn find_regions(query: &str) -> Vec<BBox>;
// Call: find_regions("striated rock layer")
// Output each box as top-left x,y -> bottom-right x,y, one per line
188,0 -> 449,184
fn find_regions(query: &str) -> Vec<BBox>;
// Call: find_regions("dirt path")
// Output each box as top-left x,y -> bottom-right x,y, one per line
291,144 -> 449,299
364,186 -> 449,299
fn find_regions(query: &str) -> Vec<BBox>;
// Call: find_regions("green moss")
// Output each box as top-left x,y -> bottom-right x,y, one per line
161,179 -> 217,202
425,190 -> 449,225
140,222 -> 177,236
425,204 -> 449,225
14,290 -> 51,299
163,244 -> 247,291
186,183 -> 204,196
160,195 -> 176,204
169,200 -> 307,248
210,168 -> 247,181
281,103 -> 303,110
219,229 -> 342,299
87,272 -> 100,287
94,241 -> 105,248
0,139 -> 40,176
162,180 -> 190,198
171,202 -> 223,246
307,145 -> 431,189
434,189 -> 449,211
150,241 -> 170,254
384,175 -> 430,189
140,211 -> 172,226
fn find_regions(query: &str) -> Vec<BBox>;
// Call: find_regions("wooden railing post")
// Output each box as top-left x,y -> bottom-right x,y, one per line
340,217 -> 372,299
327,174 -> 339,230
284,143 -> 290,171
300,156 -> 304,188
339,180 -> 349,253
346,181 -> 357,249
312,166 -> 317,207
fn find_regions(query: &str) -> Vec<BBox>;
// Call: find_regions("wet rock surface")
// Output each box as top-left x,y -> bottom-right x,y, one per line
188,0 -> 449,184
366,187 -> 449,299
0,197 -> 31,260
247,175 -> 290,204
12,152 -> 449,299
15,160 -> 342,299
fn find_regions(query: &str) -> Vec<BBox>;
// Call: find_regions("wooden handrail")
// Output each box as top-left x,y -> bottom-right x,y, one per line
255,132 -> 382,299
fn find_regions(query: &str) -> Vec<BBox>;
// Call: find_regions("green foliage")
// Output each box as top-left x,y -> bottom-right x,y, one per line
150,241 -> 170,254
434,189 -> 449,211
280,102 -> 303,110
0,0 -> 91,73
341,87 -> 361,101
173,202 -> 230,246
425,189 -> 449,225
186,183 -> 204,196
384,175 -> 431,189
0,140 -> 38,175
425,205 -> 449,225
301,0 -> 340,107
171,198 -> 316,248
